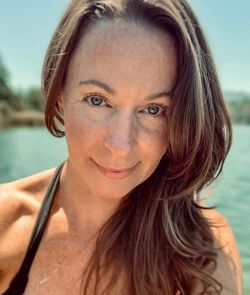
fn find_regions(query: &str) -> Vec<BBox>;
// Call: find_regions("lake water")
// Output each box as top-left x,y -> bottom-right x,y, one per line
0,126 -> 249,293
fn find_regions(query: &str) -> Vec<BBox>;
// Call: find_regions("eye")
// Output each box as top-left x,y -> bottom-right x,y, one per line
143,104 -> 168,117
85,94 -> 108,107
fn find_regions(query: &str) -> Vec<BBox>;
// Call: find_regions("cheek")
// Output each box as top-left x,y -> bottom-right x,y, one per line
64,109 -> 105,150
140,127 -> 168,167
134,130 -> 167,183
137,113 -> 168,153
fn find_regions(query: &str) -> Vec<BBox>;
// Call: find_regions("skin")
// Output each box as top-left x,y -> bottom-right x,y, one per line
57,20 -> 177,229
0,21 -> 242,294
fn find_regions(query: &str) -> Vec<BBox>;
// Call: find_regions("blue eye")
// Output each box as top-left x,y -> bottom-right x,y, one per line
85,95 -> 106,107
147,105 -> 161,115
144,104 -> 167,117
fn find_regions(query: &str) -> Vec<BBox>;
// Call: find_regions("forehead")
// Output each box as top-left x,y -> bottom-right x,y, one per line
66,20 -> 177,93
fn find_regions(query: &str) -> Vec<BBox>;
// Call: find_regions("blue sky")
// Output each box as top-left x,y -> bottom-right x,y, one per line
0,0 -> 249,93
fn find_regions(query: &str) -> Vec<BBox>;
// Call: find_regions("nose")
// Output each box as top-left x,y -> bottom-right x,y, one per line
103,111 -> 137,157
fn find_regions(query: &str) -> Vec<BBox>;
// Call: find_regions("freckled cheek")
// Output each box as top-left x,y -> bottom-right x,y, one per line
145,132 -> 168,158
141,122 -> 168,149
136,131 -> 167,181
64,110 -> 106,144
136,127 -> 167,173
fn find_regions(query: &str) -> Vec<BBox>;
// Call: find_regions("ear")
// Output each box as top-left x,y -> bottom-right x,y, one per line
56,94 -> 64,114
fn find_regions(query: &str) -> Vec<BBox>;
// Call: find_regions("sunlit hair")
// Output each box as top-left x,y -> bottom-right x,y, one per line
42,0 -> 232,294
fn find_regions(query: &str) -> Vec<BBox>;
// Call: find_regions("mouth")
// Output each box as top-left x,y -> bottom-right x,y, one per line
92,160 -> 139,180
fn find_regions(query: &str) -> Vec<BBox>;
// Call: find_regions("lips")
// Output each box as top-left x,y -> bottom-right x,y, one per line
92,159 -> 138,179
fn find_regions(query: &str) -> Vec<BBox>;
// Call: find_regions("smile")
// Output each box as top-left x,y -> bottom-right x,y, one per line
92,160 -> 139,180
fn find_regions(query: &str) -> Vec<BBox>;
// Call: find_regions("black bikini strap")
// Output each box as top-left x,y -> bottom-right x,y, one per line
3,162 -> 64,295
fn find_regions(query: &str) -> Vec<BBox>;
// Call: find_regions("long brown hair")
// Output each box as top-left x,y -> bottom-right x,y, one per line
42,0 -> 232,294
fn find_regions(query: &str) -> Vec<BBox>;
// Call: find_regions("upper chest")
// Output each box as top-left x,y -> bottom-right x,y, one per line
22,210 -> 127,295
23,231 -> 96,295
23,236 -> 127,295
23,208 -> 99,295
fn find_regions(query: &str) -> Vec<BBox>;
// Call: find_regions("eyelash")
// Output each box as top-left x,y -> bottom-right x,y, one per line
83,93 -> 168,118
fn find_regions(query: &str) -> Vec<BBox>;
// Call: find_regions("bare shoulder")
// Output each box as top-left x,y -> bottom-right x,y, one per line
0,168 -> 56,284
201,209 -> 242,294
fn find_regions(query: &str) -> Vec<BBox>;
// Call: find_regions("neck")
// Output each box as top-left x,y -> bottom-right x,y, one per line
56,160 -> 122,234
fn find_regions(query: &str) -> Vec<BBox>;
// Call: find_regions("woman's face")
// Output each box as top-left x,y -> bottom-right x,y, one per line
59,20 -> 177,199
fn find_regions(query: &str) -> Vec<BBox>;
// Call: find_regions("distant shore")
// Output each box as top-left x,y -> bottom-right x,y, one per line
0,109 -> 44,130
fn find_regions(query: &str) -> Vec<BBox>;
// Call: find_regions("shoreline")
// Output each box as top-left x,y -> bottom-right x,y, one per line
0,109 -> 44,130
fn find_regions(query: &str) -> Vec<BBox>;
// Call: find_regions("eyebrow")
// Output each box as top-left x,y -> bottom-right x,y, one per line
79,79 -> 115,96
79,79 -> 172,100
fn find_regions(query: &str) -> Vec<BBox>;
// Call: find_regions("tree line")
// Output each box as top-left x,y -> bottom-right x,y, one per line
0,54 -> 43,113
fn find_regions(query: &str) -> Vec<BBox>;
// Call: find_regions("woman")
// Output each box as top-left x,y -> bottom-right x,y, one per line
0,0 -> 242,294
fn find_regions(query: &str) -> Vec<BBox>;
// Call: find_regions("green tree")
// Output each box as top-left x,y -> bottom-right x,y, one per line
0,54 -> 22,109
25,86 -> 44,110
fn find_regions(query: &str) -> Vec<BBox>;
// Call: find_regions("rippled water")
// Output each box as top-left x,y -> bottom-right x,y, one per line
0,126 -> 249,293
206,125 -> 250,294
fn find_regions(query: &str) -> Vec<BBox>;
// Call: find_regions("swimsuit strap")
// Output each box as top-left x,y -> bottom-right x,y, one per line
3,162 -> 65,295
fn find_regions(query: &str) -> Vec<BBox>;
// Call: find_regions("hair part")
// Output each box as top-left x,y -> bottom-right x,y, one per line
42,0 -> 232,294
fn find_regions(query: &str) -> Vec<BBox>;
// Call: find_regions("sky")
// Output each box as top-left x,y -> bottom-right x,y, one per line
0,0 -> 249,93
